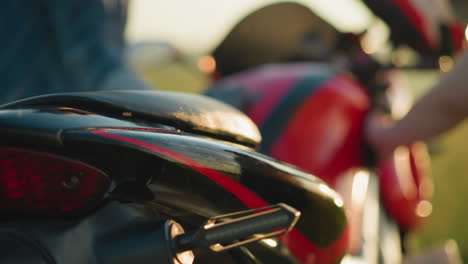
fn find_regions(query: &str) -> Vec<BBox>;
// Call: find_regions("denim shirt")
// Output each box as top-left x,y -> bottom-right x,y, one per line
0,0 -> 148,104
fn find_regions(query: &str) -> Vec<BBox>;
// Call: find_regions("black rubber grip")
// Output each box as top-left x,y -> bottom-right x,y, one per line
204,209 -> 293,245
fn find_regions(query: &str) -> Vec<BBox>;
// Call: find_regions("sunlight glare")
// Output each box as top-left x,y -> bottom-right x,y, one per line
465,25 -> 468,41
126,0 -> 374,53
352,170 -> 369,206
262,239 -> 279,248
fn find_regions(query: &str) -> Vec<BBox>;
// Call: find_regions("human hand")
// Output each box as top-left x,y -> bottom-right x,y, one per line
365,111 -> 397,161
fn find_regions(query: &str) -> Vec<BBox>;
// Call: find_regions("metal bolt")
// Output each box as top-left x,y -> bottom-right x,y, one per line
62,173 -> 81,189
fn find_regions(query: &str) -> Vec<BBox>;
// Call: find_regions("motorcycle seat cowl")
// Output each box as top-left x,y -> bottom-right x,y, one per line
0,90 -> 261,148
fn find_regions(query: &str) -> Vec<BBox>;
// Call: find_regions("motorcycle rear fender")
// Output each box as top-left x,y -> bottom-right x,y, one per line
61,128 -> 347,247
77,127 -> 348,264
0,106 -> 347,263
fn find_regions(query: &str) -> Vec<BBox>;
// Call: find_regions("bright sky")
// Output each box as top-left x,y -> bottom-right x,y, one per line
126,0 -> 375,54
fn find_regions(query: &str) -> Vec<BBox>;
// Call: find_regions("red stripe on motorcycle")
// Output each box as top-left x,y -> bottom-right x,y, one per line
246,65 -> 311,126
284,228 -> 349,264
92,129 -> 345,264
92,130 -> 268,208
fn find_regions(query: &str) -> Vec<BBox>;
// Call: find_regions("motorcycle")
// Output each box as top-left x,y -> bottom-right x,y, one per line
2,1 -> 464,263
203,2 -> 465,263
0,89 -> 347,264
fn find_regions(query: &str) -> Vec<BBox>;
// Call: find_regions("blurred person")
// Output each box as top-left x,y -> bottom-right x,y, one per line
367,49 -> 468,159
0,0 -> 148,105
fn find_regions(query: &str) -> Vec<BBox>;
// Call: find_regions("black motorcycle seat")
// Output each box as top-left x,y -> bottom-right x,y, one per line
0,90 -> 261,147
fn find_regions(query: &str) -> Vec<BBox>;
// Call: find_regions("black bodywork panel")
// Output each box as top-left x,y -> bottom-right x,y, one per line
0,91 -> 346,263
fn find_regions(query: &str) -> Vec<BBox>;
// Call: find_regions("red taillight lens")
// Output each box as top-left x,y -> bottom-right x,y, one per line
0,147 -> 110,215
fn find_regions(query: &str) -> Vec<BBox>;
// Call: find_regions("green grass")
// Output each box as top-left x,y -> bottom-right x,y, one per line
133,63 -> 209,93
409,121 -> 468,261
399,70 -> 468,261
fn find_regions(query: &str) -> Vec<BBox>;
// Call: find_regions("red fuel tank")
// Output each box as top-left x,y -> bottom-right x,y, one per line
208,63 -> 371,185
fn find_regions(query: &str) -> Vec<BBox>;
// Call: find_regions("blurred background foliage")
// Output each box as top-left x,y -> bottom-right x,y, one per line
409,119 -> 468,261
453,0 -> 468,21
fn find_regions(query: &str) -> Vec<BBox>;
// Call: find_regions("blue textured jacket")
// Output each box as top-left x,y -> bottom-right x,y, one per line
0,0 -> 148,104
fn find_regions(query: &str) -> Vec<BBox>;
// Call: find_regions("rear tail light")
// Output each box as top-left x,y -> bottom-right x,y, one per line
0,147 -> 110,216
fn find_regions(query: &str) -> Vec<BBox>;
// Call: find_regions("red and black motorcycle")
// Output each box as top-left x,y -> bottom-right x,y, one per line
1,1 -> 464,263
0,90 -> 347,264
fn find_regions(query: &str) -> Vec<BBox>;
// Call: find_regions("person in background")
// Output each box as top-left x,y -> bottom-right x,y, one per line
366,49 -> 468,159
0,0 -> 148,105
363,0 -> 467,159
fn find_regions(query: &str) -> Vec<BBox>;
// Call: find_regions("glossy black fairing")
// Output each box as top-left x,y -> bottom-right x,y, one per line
56,127 -> 346,247
0,91 -> 347,263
